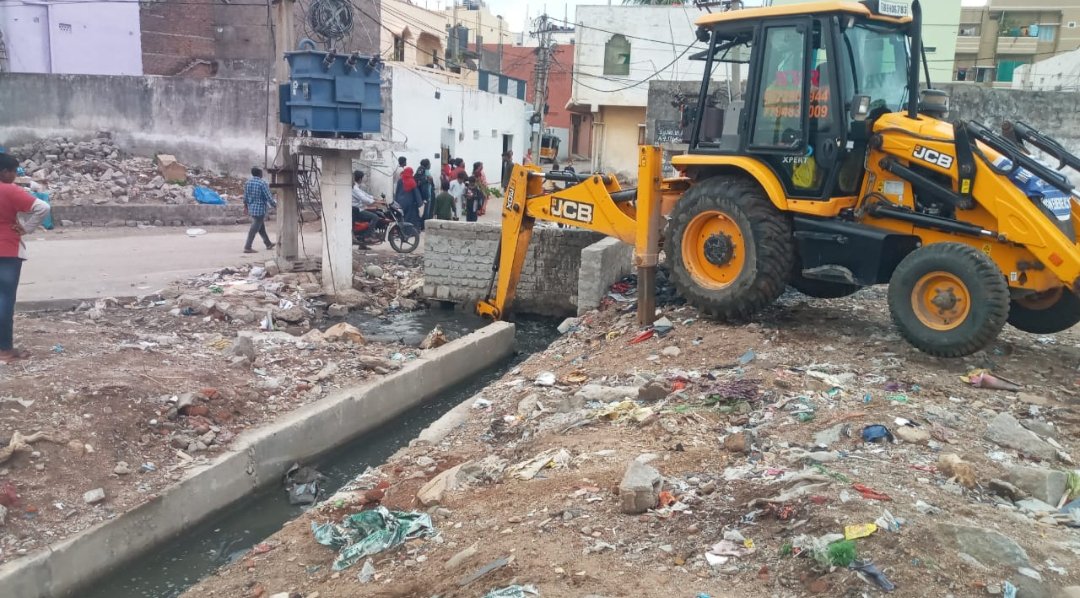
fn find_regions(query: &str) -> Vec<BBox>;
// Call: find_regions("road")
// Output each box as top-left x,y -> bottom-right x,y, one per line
17,225 -> 323,306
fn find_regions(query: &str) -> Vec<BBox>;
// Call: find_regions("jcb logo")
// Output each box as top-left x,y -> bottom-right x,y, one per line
912,145 -> 954,169
551,197 -> 593,224
505,187 -> 516,210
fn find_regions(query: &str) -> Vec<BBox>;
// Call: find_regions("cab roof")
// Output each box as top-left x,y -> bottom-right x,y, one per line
695,1 -> 911,27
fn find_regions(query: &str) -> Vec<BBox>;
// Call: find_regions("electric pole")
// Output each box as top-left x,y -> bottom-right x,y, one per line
530,14 -> 552,161
271,0 -> 300,261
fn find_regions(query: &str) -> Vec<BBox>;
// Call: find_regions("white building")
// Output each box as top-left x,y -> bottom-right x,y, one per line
1012,47 -> 1080,91
567,5 -> 709,178
0,0 -> 141,75
361,63 -> 528,200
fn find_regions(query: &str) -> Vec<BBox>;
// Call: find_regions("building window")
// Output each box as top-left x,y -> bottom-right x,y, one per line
392,35 -> 405,62
958,24 -> 980,36
1038,25 -> 1056,42
603,34 -> 631,76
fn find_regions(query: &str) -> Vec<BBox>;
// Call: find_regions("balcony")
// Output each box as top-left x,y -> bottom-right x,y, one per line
996,36 -> 1039,54
955,37 -> 981,54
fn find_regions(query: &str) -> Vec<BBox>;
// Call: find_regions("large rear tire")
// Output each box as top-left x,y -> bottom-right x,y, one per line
1008,288 -> 1080,334
666,176 -> 793,320
887,243 -> 1009,357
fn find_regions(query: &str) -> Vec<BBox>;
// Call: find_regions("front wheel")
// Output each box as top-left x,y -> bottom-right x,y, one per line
666,176 -> 793,320
1008,287 -> 1080,334
388,223 -> 420,254
887,243 -> 1009,357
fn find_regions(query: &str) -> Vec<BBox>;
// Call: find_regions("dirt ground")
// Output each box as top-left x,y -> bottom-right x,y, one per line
179,286 -> 1080,598
0,253 -> 426,565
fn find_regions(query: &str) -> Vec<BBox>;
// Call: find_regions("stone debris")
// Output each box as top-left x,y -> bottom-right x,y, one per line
618,460 -> 662,514
82,488 -> 106,504
6,133 -> 244,207
984,412 -> 1058,461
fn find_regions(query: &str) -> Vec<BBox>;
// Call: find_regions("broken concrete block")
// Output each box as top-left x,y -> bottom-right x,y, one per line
619,460 -> 662,514
1006,464 -> 1068,505
83,488 -> 106,504
264,260 -> 280,277
323,322 -> 365,344
417,463 -> 467,506
156,154 -> 187,183
984,412 -> 1057,461
327,304 -> 349,318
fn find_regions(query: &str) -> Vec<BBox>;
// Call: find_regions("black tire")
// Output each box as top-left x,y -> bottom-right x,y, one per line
887,242 -> 1009,357
388,223 -> 420,254
666,175 -> 793,320
1008,288 -> 1080,334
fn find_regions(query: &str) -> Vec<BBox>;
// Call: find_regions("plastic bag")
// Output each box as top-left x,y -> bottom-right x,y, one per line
311,506 -> 435,570
193,186 -> 226,205
484,586 -> 539,598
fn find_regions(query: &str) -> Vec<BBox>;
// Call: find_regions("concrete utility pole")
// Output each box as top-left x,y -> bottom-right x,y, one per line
271,0 -> 300,262
530,14 -> 553,161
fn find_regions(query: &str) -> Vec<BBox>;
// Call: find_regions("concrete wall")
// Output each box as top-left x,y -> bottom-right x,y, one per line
51,204 -> 254,228
0,322 -> 516,598
0,0 -> 142,75
578,237 -> 634,315
423,220 -> 613,317
1013,47 -> 1080,91
596,105 -> 646,180
0,73 -> 266,175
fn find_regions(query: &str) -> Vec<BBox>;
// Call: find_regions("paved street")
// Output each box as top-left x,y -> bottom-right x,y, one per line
17,225 -> 322,306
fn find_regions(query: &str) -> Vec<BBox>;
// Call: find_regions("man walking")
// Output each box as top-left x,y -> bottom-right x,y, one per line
243,167 -> 276,254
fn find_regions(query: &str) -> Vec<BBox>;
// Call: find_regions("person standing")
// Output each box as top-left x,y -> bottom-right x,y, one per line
395,167 -> 423,231
0,153 -> 51,363
472,161 -> 490,216
392,156 -> 407,193
448,171 -> 467,219
243,167 -> 276,254
463,176 -> 484,222
415,158 -> 435,227
433,180 -> 457,220
501,150 -> 514,191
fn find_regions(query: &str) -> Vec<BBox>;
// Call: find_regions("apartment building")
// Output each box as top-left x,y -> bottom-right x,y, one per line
954,0 -> 1080,84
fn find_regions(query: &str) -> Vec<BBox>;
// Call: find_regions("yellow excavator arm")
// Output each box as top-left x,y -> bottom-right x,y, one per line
476,146 -> 672,324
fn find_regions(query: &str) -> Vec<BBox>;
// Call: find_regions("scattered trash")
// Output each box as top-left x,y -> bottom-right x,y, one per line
737,350 -> 756,365
357,558 -> 376,583
459,556 -> 511,588
1003,581 -> 1018,598
852,483 -> 891,501
827,540 -> 857,566
850,559 -> 896,592
706,539 -> 753,565
535,372 -> 557,387
861,424 -> 894,443
472,398 -> 493,410
844,523 -> 878,540
311,506 -> 435,570
51,344 -> 63,354
629,329 -> 655,344
419,325 -> 448,350
874,510 -> 902,532
185,228 -> 208,237
963,369 -> 1022,391
508,448 -> 571,480
283,463 -> 324,506
483,585 -> 539,598
652,317 -> 674,335
193,186 -> 226,205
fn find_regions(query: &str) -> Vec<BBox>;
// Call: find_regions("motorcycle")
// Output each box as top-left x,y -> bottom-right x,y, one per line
352,200 -> 421,254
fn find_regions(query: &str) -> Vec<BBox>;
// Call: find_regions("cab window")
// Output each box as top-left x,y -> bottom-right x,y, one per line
751,25 -> 807,149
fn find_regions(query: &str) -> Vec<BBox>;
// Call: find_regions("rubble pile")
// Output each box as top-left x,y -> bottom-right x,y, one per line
0,255 -> 432,565
181,287 -> 1080,598
6,133 -> 244,206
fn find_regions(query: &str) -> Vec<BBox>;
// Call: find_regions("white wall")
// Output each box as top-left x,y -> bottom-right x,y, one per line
1013,47 -> 1080,91
362,64 -> 528,200
0,0 -> 141,75
570,5 -> 708,110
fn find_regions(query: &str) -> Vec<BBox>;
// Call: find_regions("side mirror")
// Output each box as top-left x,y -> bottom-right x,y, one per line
851,95 -> 872,122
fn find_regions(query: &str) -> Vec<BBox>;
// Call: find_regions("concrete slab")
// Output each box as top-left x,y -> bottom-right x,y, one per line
0,321 -> 516,598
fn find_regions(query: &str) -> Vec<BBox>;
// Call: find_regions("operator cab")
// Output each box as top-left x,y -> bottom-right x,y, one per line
683,0 -> 921,201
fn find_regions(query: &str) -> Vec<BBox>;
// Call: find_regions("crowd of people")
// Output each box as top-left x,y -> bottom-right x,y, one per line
346,150 -> 522,242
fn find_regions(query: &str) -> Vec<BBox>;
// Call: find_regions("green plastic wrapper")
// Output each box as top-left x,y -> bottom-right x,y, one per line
311,506 -> 435,570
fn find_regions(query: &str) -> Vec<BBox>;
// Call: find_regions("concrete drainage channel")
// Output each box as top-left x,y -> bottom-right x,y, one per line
0,319 -> 548,598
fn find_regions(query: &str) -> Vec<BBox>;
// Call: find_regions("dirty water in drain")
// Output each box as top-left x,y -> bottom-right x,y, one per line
82,312 -> 557,598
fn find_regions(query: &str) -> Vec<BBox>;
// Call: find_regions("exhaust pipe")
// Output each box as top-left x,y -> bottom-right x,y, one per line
907,0 -> 922,120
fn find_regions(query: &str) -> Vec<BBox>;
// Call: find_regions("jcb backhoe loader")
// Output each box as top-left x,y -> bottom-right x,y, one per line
478,0 -> 1080,357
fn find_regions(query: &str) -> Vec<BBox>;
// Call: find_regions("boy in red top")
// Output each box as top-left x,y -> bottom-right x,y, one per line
0,154 -> 51,363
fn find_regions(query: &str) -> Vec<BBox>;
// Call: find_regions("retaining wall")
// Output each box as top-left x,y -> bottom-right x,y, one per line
51,204 -> 260,227
0,73 -> 266,175
422,220 -> 633,317
0,322 -> 516,598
